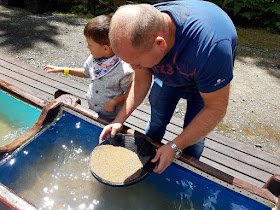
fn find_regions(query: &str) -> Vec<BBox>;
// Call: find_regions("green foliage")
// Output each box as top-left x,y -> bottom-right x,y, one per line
57,0 -> 87,14
91,0 -> 114,16
209,0 -> 280,34
56,0 -> 113,16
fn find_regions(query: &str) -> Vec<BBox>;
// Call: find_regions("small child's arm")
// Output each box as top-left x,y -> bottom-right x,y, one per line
43,65 -> 89,78
103,93 -> 129,113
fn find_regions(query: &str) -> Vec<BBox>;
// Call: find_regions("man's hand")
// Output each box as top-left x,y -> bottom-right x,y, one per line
99,122 -> 123,143
151,144 -> 175,174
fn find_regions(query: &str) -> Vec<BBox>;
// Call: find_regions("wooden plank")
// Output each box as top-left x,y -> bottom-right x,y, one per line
126,114 -> 179,142
0,60 -> 88,100
204,138 -> 280,175
126,115 -> 147,133
0,68 -> 88,107
131,106 -> 184,137
207,132 -> 280,166
0,55 -> 89,92
131,107 -> 184,136
201,147 -> 273,183
200,157 -> 264,187
0,65 -> 58,94
0,73 -> 54,102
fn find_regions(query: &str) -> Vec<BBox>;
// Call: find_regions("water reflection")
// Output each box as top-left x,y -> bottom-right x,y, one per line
0,112 -> 28,146
0,89 -> 41,146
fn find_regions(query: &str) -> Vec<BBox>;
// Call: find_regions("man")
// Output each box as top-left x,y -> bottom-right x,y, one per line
99,0 -> 237,174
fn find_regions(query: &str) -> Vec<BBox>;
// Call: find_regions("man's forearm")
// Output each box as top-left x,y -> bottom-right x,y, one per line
173,84 -> 230,150
113,68 -> 152,124
173,104 -> 227,150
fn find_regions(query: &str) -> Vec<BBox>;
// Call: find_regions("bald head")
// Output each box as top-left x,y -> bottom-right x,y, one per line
109,4 -> 165,53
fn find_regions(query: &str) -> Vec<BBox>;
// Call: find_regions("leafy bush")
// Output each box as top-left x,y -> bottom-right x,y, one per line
56,0 -> 87,13
56,0 -> 113,15
209,0 -> 280,33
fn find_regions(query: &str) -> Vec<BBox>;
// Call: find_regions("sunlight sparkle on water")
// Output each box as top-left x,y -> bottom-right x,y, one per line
9,159 -> 15,165
43,196 -> 54,209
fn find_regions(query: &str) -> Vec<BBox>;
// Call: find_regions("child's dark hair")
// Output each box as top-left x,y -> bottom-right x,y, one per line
84,14 -> 112,46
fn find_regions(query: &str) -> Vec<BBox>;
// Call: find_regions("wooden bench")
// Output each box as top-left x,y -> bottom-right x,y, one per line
1,53 -> 279,188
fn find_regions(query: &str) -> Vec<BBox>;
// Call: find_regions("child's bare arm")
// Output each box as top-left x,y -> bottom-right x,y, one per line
43,65 -> 89,78
103,93 -> 129,113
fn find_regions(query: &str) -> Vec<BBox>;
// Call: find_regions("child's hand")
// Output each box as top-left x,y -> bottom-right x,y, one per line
43,65 -> 64,73
104,99 -> 117,112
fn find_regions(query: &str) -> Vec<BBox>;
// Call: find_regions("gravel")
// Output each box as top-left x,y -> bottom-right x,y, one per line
0,6 -> 279,156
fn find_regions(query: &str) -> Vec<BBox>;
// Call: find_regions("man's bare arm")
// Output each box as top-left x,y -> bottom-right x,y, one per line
174,83 -> 230,149
99,68 -> 152,140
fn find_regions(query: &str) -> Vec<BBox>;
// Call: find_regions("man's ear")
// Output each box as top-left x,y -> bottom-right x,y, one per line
155,36 -> 167,51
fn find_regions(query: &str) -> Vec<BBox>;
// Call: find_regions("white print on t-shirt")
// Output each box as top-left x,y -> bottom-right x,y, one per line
214,79 -> 225,86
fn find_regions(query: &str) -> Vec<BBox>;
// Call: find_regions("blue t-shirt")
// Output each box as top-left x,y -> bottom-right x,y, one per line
149,0 -> 237,93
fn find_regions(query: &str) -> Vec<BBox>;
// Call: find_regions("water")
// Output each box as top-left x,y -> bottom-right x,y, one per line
0,111 -> 271,210
0,89 -> 41,146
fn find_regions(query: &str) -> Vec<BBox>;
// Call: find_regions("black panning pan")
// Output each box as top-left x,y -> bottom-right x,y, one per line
89,134 -> 157,187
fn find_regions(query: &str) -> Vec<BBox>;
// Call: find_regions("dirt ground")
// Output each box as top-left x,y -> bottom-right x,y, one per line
0,6 -> 279,156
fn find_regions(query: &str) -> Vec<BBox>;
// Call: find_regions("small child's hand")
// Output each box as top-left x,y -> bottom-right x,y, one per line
104,99 -> 117,112
43,65 -> 64,73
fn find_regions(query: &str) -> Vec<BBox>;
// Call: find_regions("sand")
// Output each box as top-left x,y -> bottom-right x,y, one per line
90,145 -> 143,184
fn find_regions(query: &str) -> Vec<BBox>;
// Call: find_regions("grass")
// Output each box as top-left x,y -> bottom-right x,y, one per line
235,26 -> 280,61
236,26 -> 280,50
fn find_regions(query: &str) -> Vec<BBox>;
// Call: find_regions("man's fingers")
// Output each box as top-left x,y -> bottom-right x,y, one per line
110,127 -> 118,138
152,151 -> 163,173
153,163 -> 164,174
99,123 -> 122,143
99,127 -> 111,141
152,145 -> 175,174
151,152 -> 160,163
153,156 -> 165,174
153,159 -> 169,174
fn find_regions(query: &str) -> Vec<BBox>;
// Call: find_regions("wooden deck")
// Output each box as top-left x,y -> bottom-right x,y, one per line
1,53 -> 280,188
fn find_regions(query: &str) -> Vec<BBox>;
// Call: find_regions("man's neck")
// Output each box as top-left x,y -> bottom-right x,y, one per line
162,12 -> 176,56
